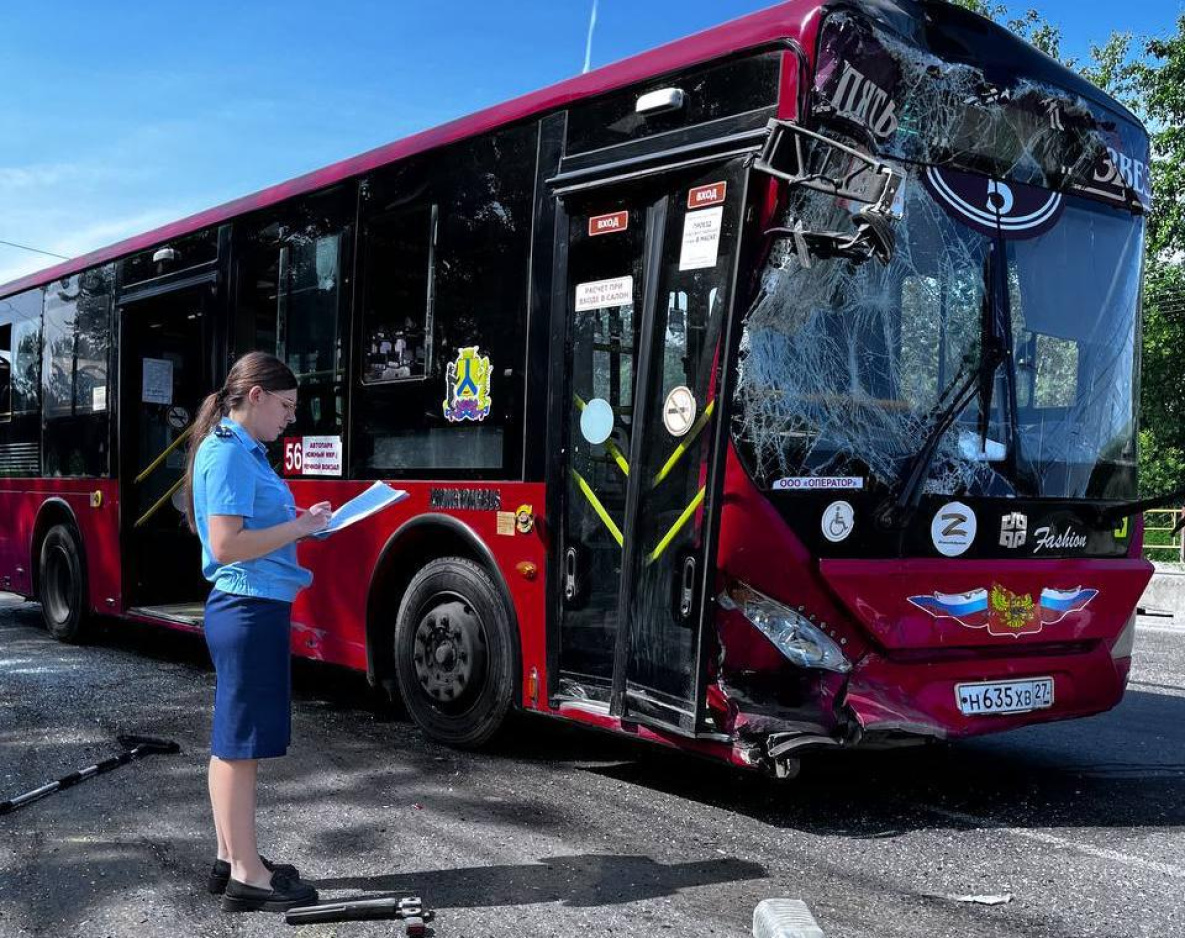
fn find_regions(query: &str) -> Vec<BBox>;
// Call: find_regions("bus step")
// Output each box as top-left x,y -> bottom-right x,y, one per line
127,604 -> 206,627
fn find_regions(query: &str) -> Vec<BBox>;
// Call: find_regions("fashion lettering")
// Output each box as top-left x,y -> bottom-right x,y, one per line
1031,525 -> 1088,552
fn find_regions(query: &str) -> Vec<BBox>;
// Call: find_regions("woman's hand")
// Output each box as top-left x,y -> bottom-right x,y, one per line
295,502 -> 332,537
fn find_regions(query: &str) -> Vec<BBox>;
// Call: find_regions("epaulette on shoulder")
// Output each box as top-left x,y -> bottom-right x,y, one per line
213,425 -> 233,439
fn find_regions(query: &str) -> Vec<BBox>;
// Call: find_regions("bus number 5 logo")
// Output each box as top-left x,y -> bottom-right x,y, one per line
284,437 -> 303,475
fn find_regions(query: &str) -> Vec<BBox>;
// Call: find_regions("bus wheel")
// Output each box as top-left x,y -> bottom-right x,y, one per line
393,557 -> 516,749
39,523 -> 90,643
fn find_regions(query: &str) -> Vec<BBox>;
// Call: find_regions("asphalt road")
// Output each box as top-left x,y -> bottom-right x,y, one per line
2,594 -> 1183,938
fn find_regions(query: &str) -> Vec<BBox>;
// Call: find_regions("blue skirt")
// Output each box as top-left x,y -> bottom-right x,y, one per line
204,589 -> 293,759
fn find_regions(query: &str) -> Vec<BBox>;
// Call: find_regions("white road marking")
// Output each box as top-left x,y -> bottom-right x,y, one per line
925,805 -> 1185,879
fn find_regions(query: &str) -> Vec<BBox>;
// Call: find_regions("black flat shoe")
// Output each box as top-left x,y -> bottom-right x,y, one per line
220,870 -> 318,913
207,855 -> 300,895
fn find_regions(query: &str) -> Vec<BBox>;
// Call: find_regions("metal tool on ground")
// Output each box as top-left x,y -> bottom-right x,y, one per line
0,735 -> 180,816
286,895 -> 433,935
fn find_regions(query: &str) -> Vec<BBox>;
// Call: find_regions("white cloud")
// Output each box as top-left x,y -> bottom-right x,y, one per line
0,163 -> 118,192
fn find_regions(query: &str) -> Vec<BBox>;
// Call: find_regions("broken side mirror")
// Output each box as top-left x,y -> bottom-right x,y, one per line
754,118 -> 903,266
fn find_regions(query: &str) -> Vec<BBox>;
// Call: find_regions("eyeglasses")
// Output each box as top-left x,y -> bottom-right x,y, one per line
266,390 -> 298,416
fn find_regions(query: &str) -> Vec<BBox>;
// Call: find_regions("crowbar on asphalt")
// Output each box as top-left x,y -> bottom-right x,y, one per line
0,735 -> 180,816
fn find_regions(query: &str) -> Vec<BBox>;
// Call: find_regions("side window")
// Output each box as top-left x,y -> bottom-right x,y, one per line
351,123 -> 538,478
0,288 -> 43,476
42,268 -> 113,476
0,322 -> 10,417
0,289 -> 43,418
237,188 -> 351,443
361,206 -> 435,382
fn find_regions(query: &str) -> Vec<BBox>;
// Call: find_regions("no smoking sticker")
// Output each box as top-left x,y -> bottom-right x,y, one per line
167,406 -> 189,429
663,386 -> 696,437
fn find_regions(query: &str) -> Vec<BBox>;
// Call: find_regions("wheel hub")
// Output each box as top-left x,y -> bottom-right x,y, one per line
412,599 -> 486,707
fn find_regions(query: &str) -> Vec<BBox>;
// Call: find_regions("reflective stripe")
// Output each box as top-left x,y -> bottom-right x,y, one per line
652,399 -> 714,487
571,468 -> 623,547
646,487 -> 705,565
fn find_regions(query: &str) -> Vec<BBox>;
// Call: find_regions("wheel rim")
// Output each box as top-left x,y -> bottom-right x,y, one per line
44,543 -> 76,626
411,593 -> 487,712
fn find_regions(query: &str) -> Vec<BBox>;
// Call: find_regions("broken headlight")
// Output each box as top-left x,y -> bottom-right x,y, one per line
719,583 -> 851,673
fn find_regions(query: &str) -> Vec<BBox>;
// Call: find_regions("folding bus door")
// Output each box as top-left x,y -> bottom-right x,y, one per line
552,158 -> 749,735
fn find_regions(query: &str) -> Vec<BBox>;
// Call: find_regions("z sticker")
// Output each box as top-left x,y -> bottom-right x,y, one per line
443,347 -> 492,423
931,501 -> 976,557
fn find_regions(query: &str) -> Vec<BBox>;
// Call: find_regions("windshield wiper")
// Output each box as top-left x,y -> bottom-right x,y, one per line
1086,486 -> 1185,529
877,251 -> 1005,529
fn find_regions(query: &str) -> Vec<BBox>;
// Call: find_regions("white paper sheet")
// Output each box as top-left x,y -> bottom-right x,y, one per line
310,481 -> 407,539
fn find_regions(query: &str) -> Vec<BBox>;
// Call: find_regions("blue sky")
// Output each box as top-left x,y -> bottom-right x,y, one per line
1,0 -> 1181,287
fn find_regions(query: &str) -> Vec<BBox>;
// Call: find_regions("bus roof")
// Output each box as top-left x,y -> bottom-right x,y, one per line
1,0 -> 1145,299
0,0 -> 824,299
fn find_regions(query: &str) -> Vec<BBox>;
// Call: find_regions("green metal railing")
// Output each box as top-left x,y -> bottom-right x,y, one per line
1143,508 -> 1185,562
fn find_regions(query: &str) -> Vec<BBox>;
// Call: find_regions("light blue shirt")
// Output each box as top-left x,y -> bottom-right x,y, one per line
193,417 -> 312,603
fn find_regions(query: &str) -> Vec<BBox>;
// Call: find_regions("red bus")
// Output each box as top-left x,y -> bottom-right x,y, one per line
0,0 -> 1154,776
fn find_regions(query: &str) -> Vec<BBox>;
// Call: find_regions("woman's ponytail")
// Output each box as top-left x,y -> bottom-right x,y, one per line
182,391 -> 230,533
181,351 -> 298,534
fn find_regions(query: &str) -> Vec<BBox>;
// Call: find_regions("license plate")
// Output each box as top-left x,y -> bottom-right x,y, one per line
956,677 -> 1054,716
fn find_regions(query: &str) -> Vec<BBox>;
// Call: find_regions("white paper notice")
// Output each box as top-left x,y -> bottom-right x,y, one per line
300,436 -> 343,476
575,275 -> 634,312
92,385 -> 107,411
679,206 -> 724,271
312,481 -> 408,539
142,358 -> 173,405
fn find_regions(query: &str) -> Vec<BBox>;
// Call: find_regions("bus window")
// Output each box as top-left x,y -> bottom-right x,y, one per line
360,205 -> 434,384
237,190 -> 351,439
352,123 -> 536,478
0,323 -> 10,417
0,289 -> 42,420
42,267 -> 113,477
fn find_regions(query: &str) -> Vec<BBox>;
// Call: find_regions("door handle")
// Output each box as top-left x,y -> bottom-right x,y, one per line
678,554 -> 697,621
564,546 -> 579,604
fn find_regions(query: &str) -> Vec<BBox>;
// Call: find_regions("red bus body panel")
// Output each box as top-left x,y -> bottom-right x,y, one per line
0,480 -> 121,609
715,445 -> 1150,745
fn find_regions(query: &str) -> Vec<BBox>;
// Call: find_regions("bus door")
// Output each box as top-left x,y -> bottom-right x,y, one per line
552,159 -> 749,734
119,280 -> 217,615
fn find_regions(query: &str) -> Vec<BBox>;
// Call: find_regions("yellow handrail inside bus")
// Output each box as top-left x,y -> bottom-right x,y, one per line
134,475 -> 186,529
646,487 -> 706,565
135,424 -> 193,485
573,394 -> 630,477
651,399 -> 715,488
571,467 -> 623,547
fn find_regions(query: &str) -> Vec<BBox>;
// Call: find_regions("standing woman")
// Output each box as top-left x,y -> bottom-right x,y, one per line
183,351 -> 331,913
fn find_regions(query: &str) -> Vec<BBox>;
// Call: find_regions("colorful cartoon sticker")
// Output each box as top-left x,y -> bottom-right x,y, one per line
908,584 -> 1098,638
515,504 -> 535,534
443,346 -> 492,423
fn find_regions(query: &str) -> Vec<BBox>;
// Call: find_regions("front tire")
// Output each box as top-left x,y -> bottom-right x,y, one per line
393,557 -> 517,748
39,523 -> 90,643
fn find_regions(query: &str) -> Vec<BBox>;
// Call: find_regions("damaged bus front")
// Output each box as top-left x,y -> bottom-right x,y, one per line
717,2 -> 1152,773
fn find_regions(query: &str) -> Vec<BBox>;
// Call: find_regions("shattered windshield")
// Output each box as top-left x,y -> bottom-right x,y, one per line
732,160 -> 1143,501
735,162 -> 1009,497
729,10 -> 1146,503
